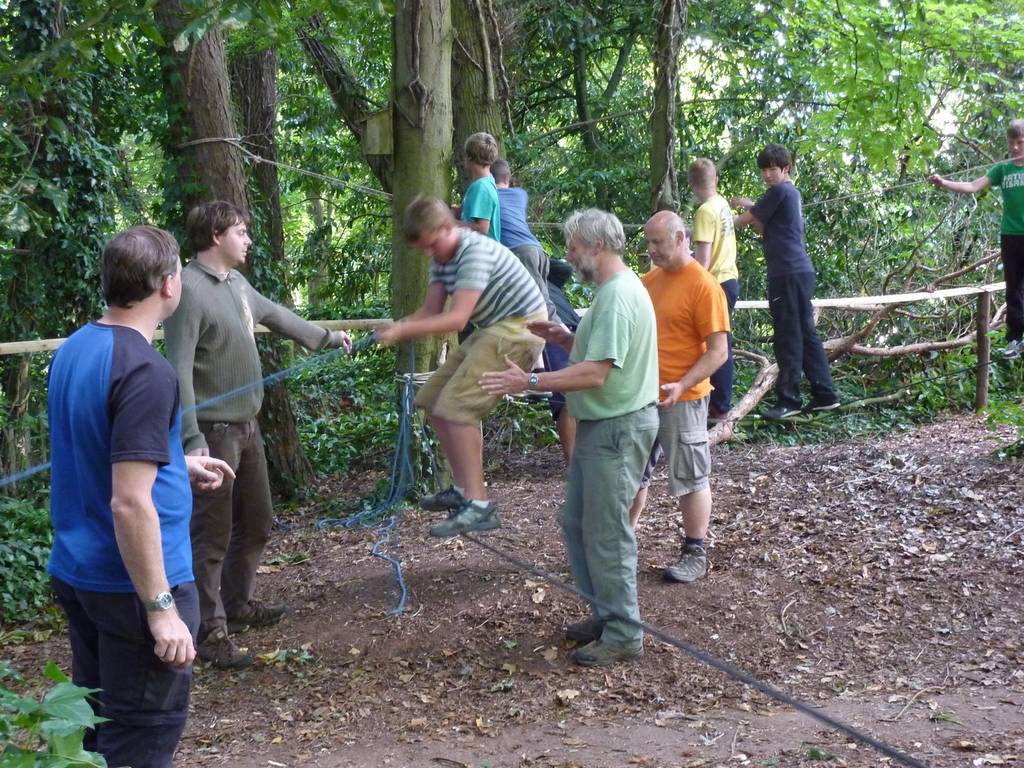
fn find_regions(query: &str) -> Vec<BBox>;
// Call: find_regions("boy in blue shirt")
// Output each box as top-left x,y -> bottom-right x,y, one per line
929,119 -> 1024,358
732,144 -> 839,420
458,132 -> 501,240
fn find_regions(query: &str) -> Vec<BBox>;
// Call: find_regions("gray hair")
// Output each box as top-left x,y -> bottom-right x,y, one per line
562,208 -> 625,255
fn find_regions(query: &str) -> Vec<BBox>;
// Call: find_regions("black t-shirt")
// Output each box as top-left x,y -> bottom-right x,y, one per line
750,181 -> 814,279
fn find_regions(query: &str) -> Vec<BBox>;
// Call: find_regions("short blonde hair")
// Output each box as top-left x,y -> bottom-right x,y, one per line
687,157 -> 717,188
463,132 -> 499,167
402,196 -> 454,241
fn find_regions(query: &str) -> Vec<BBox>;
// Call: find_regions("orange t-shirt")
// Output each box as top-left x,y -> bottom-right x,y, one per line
641,260 -> 731,401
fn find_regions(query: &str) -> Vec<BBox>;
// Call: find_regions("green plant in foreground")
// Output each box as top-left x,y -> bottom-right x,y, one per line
0,660 -> 106,767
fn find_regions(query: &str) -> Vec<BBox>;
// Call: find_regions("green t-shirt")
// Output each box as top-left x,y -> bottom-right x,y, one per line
986,160 -> 1024,235
461,176 -> 501,241
566,270 -> 659,421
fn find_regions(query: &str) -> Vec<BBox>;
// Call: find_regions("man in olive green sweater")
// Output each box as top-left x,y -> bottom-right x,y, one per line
164,201 -> 351,669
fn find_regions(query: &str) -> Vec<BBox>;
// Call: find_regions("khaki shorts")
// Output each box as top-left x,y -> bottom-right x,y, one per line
415,312 -> 546,424
639,396 -> 710,495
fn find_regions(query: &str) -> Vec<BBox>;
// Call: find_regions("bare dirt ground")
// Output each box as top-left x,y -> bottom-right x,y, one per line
6,413 -> 1023,767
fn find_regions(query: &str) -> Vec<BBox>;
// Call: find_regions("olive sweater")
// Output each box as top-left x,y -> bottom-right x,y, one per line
164,259 -> 333,453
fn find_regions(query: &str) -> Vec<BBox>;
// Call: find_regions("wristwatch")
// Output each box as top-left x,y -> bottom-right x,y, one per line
527,373 -> 540,389
145,591 -> 175,613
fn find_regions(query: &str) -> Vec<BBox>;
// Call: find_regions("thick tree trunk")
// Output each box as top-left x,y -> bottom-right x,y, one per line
650,0 -> 687,213
451,0 -> 503,190
155,0 -> 249,216
391,0 -> 453,372
231,49 -> 313,496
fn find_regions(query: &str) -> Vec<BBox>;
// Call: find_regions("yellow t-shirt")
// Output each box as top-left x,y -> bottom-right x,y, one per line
692,193 -> 738,283
642,261 -> 731,402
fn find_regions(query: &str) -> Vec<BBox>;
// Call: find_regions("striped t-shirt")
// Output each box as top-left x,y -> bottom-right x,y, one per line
429,229 -> 545,327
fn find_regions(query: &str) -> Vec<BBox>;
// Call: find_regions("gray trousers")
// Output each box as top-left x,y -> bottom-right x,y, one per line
191,418 -> 273,637
561,404 -> 659,646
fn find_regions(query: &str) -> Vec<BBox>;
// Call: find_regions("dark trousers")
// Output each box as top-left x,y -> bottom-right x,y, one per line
192,418 -> 273,638
52,578 -> 198,768
1002,234 -> 1024,342
709,278 -> 738,414
767,271 -> 836,409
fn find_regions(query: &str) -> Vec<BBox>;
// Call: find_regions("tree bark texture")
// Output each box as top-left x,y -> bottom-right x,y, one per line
451,0 -> 503,191
650,0 -> 686,213
155,0 -> 249,218
231,48 -> 313,496
299,15 -> 394,193
391,0 -> 454,372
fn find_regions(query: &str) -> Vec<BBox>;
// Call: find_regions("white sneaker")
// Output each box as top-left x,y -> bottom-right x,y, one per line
1004,340 -> 1022,359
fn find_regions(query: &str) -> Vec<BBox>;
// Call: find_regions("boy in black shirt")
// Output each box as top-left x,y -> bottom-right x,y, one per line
732,144 -> 838,419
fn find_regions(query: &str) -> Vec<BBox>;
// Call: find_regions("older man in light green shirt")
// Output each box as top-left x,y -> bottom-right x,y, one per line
481,208 -> 658,666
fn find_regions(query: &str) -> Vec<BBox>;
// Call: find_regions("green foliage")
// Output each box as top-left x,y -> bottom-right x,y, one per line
0,661 -> 107,767
288,335 -> 406,476
0,496 -> 53,625
986,393 -> 1024,459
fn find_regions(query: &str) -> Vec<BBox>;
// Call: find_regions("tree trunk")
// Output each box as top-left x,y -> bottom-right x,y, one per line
231,49 -> 314,496
650,0 -> 687,213
391,0 -> 453,372
155,0 -> 249,217
299,15 -> 394,192
451,0 -> 503,190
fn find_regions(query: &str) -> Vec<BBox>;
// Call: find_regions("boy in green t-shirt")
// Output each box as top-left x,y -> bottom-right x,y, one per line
458,132 -> 501,241
929,119 -> 1024,358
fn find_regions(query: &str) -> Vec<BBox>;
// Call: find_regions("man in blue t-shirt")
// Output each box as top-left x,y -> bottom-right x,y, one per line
47,226 -> 233,768
732,144 -> 838,420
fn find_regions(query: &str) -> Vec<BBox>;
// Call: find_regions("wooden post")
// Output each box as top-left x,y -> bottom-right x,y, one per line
976,290 -> 991,412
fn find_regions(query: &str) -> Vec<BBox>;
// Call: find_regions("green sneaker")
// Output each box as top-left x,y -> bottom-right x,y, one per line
429,501 -> 500,537
571,639 -> 643,667
420,485 -> 467,512
663,543 -> 708,583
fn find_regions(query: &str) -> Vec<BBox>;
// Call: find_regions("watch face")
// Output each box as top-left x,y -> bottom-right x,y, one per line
149,592 -> 174,611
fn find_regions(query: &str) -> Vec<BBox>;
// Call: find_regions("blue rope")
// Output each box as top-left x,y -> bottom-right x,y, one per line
0,342 -> 352,490
315,337 -> 419,615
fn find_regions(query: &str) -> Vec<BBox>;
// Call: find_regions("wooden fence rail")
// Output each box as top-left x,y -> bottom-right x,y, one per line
0,282 -> 1006,410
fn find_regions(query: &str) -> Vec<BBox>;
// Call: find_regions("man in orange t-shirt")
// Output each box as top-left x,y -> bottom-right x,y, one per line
632,210 -> 730,583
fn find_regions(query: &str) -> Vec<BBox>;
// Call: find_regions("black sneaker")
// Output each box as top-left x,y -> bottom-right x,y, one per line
763,404 -> 801,420
565,618 -> 603,643
420,485 -> 466,512
807,397 -> 840,413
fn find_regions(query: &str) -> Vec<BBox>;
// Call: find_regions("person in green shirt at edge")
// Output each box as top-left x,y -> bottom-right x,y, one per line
480,208 -> 659,668
456,131 -> 501,241
929,118 -> 1024,358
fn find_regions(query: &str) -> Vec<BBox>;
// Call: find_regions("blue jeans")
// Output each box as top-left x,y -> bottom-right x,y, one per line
709,279 -> 738,414
52,578 -> 199,768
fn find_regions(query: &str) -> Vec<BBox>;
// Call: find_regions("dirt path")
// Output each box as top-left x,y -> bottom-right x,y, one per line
5,414 -> 1023,767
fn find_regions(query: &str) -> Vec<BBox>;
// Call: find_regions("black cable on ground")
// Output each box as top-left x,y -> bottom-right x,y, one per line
462,532 -> 932,768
